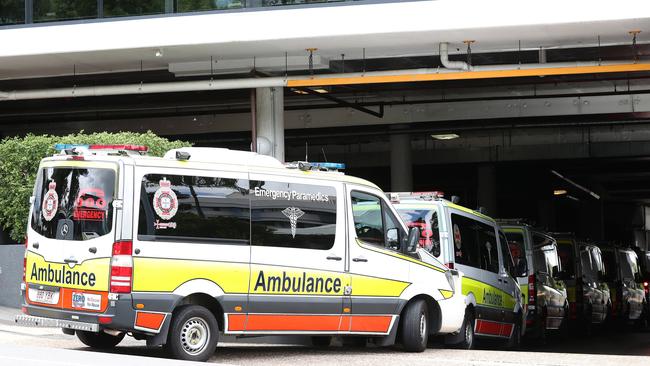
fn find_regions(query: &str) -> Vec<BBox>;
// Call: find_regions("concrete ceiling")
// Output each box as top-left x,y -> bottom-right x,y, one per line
1,0 -> 649,79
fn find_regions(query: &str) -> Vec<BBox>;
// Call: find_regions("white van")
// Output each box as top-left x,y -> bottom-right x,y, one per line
17,145 -> 464,361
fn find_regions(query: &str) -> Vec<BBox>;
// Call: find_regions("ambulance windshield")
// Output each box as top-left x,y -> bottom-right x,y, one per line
31,166 -> 116,241
395,206 -> 440,256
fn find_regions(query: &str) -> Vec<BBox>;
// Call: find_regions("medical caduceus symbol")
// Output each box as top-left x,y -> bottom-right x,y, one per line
282,207 -> 305,238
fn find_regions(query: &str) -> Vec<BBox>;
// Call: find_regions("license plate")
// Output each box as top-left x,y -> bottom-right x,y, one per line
71,292 -> 101,311
35,290 -> 56,304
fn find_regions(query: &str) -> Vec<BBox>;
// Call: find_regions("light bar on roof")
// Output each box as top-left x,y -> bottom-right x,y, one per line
54,144 -> 149,153
413,191 -> 445,200
311,162 -> 345,170
54,144 -> 89,150
89,144 -> 148,152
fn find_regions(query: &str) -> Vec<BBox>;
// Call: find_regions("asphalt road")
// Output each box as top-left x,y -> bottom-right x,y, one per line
2,307 -> 650,366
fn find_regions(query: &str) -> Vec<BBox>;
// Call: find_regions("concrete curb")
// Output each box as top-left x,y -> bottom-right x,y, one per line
0,306 -> 20,326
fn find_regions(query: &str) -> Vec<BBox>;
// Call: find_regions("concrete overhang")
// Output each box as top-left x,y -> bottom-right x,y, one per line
0,0 -> 649,80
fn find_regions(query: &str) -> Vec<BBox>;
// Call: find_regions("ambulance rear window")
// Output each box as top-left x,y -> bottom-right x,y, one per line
31,167 -> 116,241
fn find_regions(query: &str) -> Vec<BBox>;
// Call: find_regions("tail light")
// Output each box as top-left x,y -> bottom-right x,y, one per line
644,281 -> 649,295
110,241 -> 133,293
445,262 -> 454,270
528,274 -> 536,307
22,237 -> 27,283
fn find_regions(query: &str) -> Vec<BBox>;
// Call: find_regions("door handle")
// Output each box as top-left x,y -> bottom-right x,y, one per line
326,255 -> 342,261
88,247 -> 97,254
352,257 -> 368,263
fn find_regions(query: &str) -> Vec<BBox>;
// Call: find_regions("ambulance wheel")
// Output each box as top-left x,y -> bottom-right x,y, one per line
311,336 -> 331,347
455,311 -> 475,350
558,305 -> 570,340
166,305 -> 219,362
635,304 -> 649,331
506,318 -> 522,350
537,309 -> 548,345
401,299 -> 428,352
76,330 -> 124,349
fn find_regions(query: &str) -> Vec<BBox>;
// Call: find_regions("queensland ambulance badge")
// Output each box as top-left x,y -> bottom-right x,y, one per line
153,179 -> 178,220
42,182 -> 58,222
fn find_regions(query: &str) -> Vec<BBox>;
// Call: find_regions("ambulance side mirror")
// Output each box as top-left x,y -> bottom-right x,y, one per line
552,265 -> 560,279
404,227 -> 420,254
515,257 -> 528,277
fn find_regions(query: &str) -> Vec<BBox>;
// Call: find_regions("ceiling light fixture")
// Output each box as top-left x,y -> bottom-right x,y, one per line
431,133 -> 460,140
553,189 -> 567,196
154,49 -> 163,57
312,88 -> 329,94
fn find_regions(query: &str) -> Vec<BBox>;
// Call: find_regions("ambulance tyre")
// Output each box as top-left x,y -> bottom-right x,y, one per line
166,305 -> 219,362
76,330 -> 125,349
454,310 -> 475,350
506,318 -> 522,350
401,299 -> 428,352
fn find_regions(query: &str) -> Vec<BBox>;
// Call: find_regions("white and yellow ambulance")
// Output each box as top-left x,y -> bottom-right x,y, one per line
16,145 -> 464,361
390,192 -> 526,349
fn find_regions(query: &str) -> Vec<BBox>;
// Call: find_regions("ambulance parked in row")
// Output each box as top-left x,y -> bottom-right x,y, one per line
552,233 -> 611,333
598,244 -> 647,327
390,192 -> 526,349
16,145 -> 464,361
499,221 -> 568,342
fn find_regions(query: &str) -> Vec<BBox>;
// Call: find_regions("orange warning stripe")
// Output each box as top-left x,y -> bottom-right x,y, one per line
475,319 -> 513,337
348,315 -> 392,332
135,311 -> 166,331
228,314 -> 392,333
287,63 -> 650,87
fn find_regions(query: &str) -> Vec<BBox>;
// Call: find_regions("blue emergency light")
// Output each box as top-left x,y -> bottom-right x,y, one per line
311,162 -> 346,170
54,143 -> 89,150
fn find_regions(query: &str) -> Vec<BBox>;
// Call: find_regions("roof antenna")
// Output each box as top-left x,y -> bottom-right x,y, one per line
305,141 -> 309,161
321,147 -> 328,162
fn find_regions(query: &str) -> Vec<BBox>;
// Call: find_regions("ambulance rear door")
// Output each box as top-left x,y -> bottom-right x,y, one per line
26,160 -> 118,313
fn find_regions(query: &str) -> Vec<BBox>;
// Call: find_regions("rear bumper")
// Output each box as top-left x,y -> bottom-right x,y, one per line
15,314 -> 99,332
19,287 -> 137,332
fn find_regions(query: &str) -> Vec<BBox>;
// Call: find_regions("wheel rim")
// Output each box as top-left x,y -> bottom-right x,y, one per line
419,313 -> 427,340
180,317 -> 210,356
465,321 -> 473,347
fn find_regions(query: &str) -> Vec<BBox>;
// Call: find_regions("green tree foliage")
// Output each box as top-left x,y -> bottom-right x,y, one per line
0,131 -> 189,242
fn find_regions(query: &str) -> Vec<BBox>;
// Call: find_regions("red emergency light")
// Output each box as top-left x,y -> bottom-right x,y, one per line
89,144 -> 148,152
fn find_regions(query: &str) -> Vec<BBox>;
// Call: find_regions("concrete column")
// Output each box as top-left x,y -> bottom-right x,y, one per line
390,133 -> 413,191
255,87 -> 284,162
477,164 -> 497,217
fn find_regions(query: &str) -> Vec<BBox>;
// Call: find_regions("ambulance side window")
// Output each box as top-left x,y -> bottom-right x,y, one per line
451,214 -> 499,273
137,174 -> 250,244
351,191 -> 406,252
351,192 -> 385,245
250,181 -> 337,250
